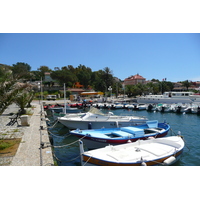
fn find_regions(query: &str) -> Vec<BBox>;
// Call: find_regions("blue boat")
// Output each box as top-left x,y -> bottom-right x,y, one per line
70,120 -> 170,149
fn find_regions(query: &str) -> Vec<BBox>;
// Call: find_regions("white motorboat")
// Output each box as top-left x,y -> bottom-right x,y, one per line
79,136 -> 184,166
58,107 -> 148,129
134,103 -> 147,110
157,104 -> 171,112
137,91 -> 194,104
112,102 -> 124,109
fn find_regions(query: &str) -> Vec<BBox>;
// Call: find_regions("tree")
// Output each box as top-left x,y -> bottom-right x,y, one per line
12,62 -> 32,80
15,85 -> 34,114
91,70 -> 107,92
181,80 -> 191,91
102,67 -> 113,89
50,66 -> 78,87
31,70 -> 41,81
0,65 -> 29,115
76,64 -> 92,88
37,66 -> 51,74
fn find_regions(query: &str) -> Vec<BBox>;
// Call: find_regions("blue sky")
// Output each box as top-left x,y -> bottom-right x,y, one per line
1,33 -> 200,82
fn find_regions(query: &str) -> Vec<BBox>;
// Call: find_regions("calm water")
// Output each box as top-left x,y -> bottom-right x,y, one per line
47,109 -> 200,166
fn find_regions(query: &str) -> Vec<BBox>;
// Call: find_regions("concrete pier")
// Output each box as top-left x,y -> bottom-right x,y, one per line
0,101 -> 54,166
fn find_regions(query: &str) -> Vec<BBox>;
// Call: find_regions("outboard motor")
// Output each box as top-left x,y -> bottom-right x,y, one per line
134,104 -> 137,110
176,106 -> 181,113
197,106 -> 200,114
147,104 -> 153,111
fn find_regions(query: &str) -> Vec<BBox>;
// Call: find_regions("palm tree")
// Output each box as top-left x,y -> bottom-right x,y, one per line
0,65 -> 29,115
181,80 -> 191,91
15,85 -> 34,114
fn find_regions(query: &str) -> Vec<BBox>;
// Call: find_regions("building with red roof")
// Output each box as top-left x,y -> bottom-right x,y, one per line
123,73 -> 146,85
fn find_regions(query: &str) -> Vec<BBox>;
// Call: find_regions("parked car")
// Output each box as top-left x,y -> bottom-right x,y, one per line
46,95 -> 57,101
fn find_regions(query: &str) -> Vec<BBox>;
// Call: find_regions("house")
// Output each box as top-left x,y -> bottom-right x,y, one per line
123,73 -> 146,86
44,72 -> 54,82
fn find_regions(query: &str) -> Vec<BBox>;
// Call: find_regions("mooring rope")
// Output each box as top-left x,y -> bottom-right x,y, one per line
48,130 -> 71,138
170,128 -> 190,151
47,119 -> 59,128
64,155 -> 81,163
52,135 -> 87,148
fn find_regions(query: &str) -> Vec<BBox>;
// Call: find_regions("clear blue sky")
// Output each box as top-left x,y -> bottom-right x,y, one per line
1,33 -> 200,82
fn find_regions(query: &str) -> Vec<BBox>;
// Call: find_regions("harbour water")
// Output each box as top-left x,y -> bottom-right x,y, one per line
47,108 -> 200,166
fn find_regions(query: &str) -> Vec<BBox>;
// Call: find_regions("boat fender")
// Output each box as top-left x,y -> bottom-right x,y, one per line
177,131 -> 183,138
163,156 -> 176,165
108,112 -> 114,115
141,162 -> 147,166
88,122 -> 92,129
127,140 -> 132,143
148,136 -> 155,140
177,131 -> 181,136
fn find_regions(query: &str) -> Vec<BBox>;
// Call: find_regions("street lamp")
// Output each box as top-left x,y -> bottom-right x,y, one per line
108,86 -> 112,99
122,84 -> 125,99
38,82 -> 40,104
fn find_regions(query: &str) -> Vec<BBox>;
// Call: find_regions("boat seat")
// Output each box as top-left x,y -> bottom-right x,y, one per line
139,143 -> 174,157
111,130 -> 133,137
120,127 -> 144,137
89,133 -> 110,138
146,120 -> 158,128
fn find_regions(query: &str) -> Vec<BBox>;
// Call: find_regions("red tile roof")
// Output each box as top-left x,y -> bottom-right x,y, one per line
124,74 -> 145,81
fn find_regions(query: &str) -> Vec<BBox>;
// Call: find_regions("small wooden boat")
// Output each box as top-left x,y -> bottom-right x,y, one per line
79,136 -> 184,166
70,120 -> 170,149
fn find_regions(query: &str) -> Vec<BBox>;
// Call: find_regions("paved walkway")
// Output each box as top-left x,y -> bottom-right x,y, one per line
0,102 -> 54,166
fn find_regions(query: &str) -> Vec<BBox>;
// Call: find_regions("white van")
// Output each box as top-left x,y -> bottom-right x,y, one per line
46,95 -> 57,101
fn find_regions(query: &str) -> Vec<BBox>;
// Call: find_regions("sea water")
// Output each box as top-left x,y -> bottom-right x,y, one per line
48,109 -> 200,166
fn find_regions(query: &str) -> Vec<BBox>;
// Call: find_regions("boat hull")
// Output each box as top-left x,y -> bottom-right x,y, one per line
79,130 -> 168,149
137,97 -> 192,104
59,119 -> 147,129
82,149 -> 183,166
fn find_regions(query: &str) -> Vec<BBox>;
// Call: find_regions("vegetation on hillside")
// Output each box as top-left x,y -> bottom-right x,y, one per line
0,61 -> 199,114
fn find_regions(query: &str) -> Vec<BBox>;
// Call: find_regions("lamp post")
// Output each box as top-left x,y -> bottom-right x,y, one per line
122,83 -> 125,99
38,82 -> 40,104
40,77 -> 43,102
108,86 -> 112,99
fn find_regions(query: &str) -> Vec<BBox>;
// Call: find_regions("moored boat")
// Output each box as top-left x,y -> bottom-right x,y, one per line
58,107 -> 148,129
79,136 -> 184,166
137,91 -> 194,104
70,120 -> 170,149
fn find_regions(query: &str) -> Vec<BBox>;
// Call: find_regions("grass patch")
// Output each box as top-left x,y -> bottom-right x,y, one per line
0,139 -> 20,150
0,139 -> 21,157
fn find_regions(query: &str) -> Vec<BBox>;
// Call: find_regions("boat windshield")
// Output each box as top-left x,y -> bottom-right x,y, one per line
80,114 -> 87,118
88,107 -> 105,116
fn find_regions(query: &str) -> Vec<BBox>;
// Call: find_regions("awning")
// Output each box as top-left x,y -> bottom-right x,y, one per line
80,92 -> 104,95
